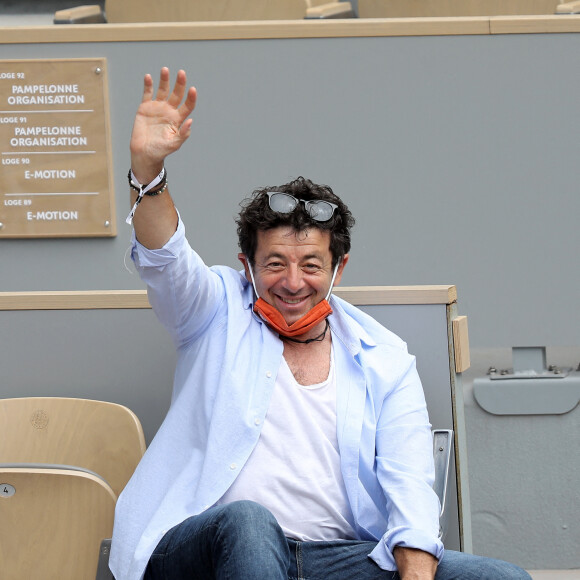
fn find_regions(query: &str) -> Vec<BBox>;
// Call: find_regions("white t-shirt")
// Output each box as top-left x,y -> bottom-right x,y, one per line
218,342 -> 357,541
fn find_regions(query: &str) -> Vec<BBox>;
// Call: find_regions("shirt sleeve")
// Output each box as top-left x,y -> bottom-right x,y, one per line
131,216 -> 226,348
369,354 -> 445,570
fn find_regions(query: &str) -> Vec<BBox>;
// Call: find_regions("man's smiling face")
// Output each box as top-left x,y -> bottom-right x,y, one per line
239,226 -> 347,327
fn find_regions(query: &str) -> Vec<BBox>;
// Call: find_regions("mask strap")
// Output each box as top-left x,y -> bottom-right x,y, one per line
246,260 -> 260,299
325,259 -> 341,301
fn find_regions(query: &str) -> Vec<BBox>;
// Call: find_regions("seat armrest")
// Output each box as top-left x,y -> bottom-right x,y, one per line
0,462 -> 103,478
432,429 -> 453,539
54,5 -> 107,24
305,2 -> 355,18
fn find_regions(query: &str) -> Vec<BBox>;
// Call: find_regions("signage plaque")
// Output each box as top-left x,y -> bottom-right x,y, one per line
0,58 -> 116,238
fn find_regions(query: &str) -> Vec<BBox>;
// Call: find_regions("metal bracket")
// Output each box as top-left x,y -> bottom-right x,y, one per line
474,347 -> 580,415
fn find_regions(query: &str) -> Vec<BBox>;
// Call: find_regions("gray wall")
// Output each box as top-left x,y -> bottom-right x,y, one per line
1,32 -> 579,350
463,348 -> 580,570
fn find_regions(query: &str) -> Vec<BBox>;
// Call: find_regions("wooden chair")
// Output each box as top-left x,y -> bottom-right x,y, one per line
0,467 -> 116,580
54,0 -> 354,24
0,397 -> 146,497
0,397 -> 145,579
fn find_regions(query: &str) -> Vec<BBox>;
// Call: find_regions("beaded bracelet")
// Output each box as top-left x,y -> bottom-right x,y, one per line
125,167 -> 168,225
127,168 -> 168,196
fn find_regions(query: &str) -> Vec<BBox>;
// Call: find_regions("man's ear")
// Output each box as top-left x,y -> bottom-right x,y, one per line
238,253 -> 251,280
333,254 -> 349,286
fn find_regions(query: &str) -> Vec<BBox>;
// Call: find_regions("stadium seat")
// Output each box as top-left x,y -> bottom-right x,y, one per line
0,397 -> 146,497
0,467 -> 116,579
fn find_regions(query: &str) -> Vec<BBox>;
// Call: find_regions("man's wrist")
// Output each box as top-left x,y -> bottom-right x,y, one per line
129,156 -> 164,185
393,547 -> 437,580
125,166 -> 169,225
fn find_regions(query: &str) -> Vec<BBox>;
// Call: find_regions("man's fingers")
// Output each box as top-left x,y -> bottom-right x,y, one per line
178,86 -> 198,119
138,68 -> 196,143
179,118 -> 194,140
155,67 -> 171,101
167,69 -> 187,107
142,74 -> 154,102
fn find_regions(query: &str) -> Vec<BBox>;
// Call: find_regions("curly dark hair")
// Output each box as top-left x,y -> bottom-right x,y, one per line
236,176 -> 355,268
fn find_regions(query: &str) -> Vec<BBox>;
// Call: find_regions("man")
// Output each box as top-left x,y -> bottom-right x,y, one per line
110,68 -> 531,580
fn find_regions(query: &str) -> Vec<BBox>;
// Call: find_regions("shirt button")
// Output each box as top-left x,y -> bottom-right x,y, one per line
230,463 -> 237,470
254,418 -> 261,426
266,371 -> 272,378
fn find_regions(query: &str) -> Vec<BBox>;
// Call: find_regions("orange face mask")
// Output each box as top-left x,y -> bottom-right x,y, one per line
253,297 -> 332,338
246,259 -> 339,338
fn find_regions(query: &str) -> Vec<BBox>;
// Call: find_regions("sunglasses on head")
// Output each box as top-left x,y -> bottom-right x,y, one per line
267,192 -> 338,222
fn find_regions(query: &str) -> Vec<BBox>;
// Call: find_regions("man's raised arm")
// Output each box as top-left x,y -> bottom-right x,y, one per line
128,67 -> 197,249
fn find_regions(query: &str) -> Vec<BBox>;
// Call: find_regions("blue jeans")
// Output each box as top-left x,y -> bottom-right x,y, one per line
144,500 -> 531,580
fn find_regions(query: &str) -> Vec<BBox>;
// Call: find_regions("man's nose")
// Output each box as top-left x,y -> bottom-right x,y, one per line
283,266 -> 303,292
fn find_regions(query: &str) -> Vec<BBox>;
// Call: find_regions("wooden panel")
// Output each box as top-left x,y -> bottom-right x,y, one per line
452,315 -> 471,373
335,285 -> 457,305
0,18 -> 494,45
359,0 -> 560,17
0,286 -> 457,311
1,15 -> 579,45
105,0 -> 307,22
489,13 -> 580,32
0,290 -> 150,310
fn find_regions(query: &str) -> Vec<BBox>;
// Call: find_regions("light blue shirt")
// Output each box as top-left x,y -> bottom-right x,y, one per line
110,219 -> 444,580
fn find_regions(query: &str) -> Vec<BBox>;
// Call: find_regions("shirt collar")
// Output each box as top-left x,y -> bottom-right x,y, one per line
328,295 -> 377,355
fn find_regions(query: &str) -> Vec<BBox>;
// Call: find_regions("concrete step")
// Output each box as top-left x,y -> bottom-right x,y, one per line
528,571 -> 580,580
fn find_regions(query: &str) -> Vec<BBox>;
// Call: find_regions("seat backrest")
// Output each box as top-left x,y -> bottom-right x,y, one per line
0,397 -> 146,497
105,0 -> 308,22
0,467 -> 116,580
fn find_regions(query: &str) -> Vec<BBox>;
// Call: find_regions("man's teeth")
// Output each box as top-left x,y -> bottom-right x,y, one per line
281,297 -> 303,304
